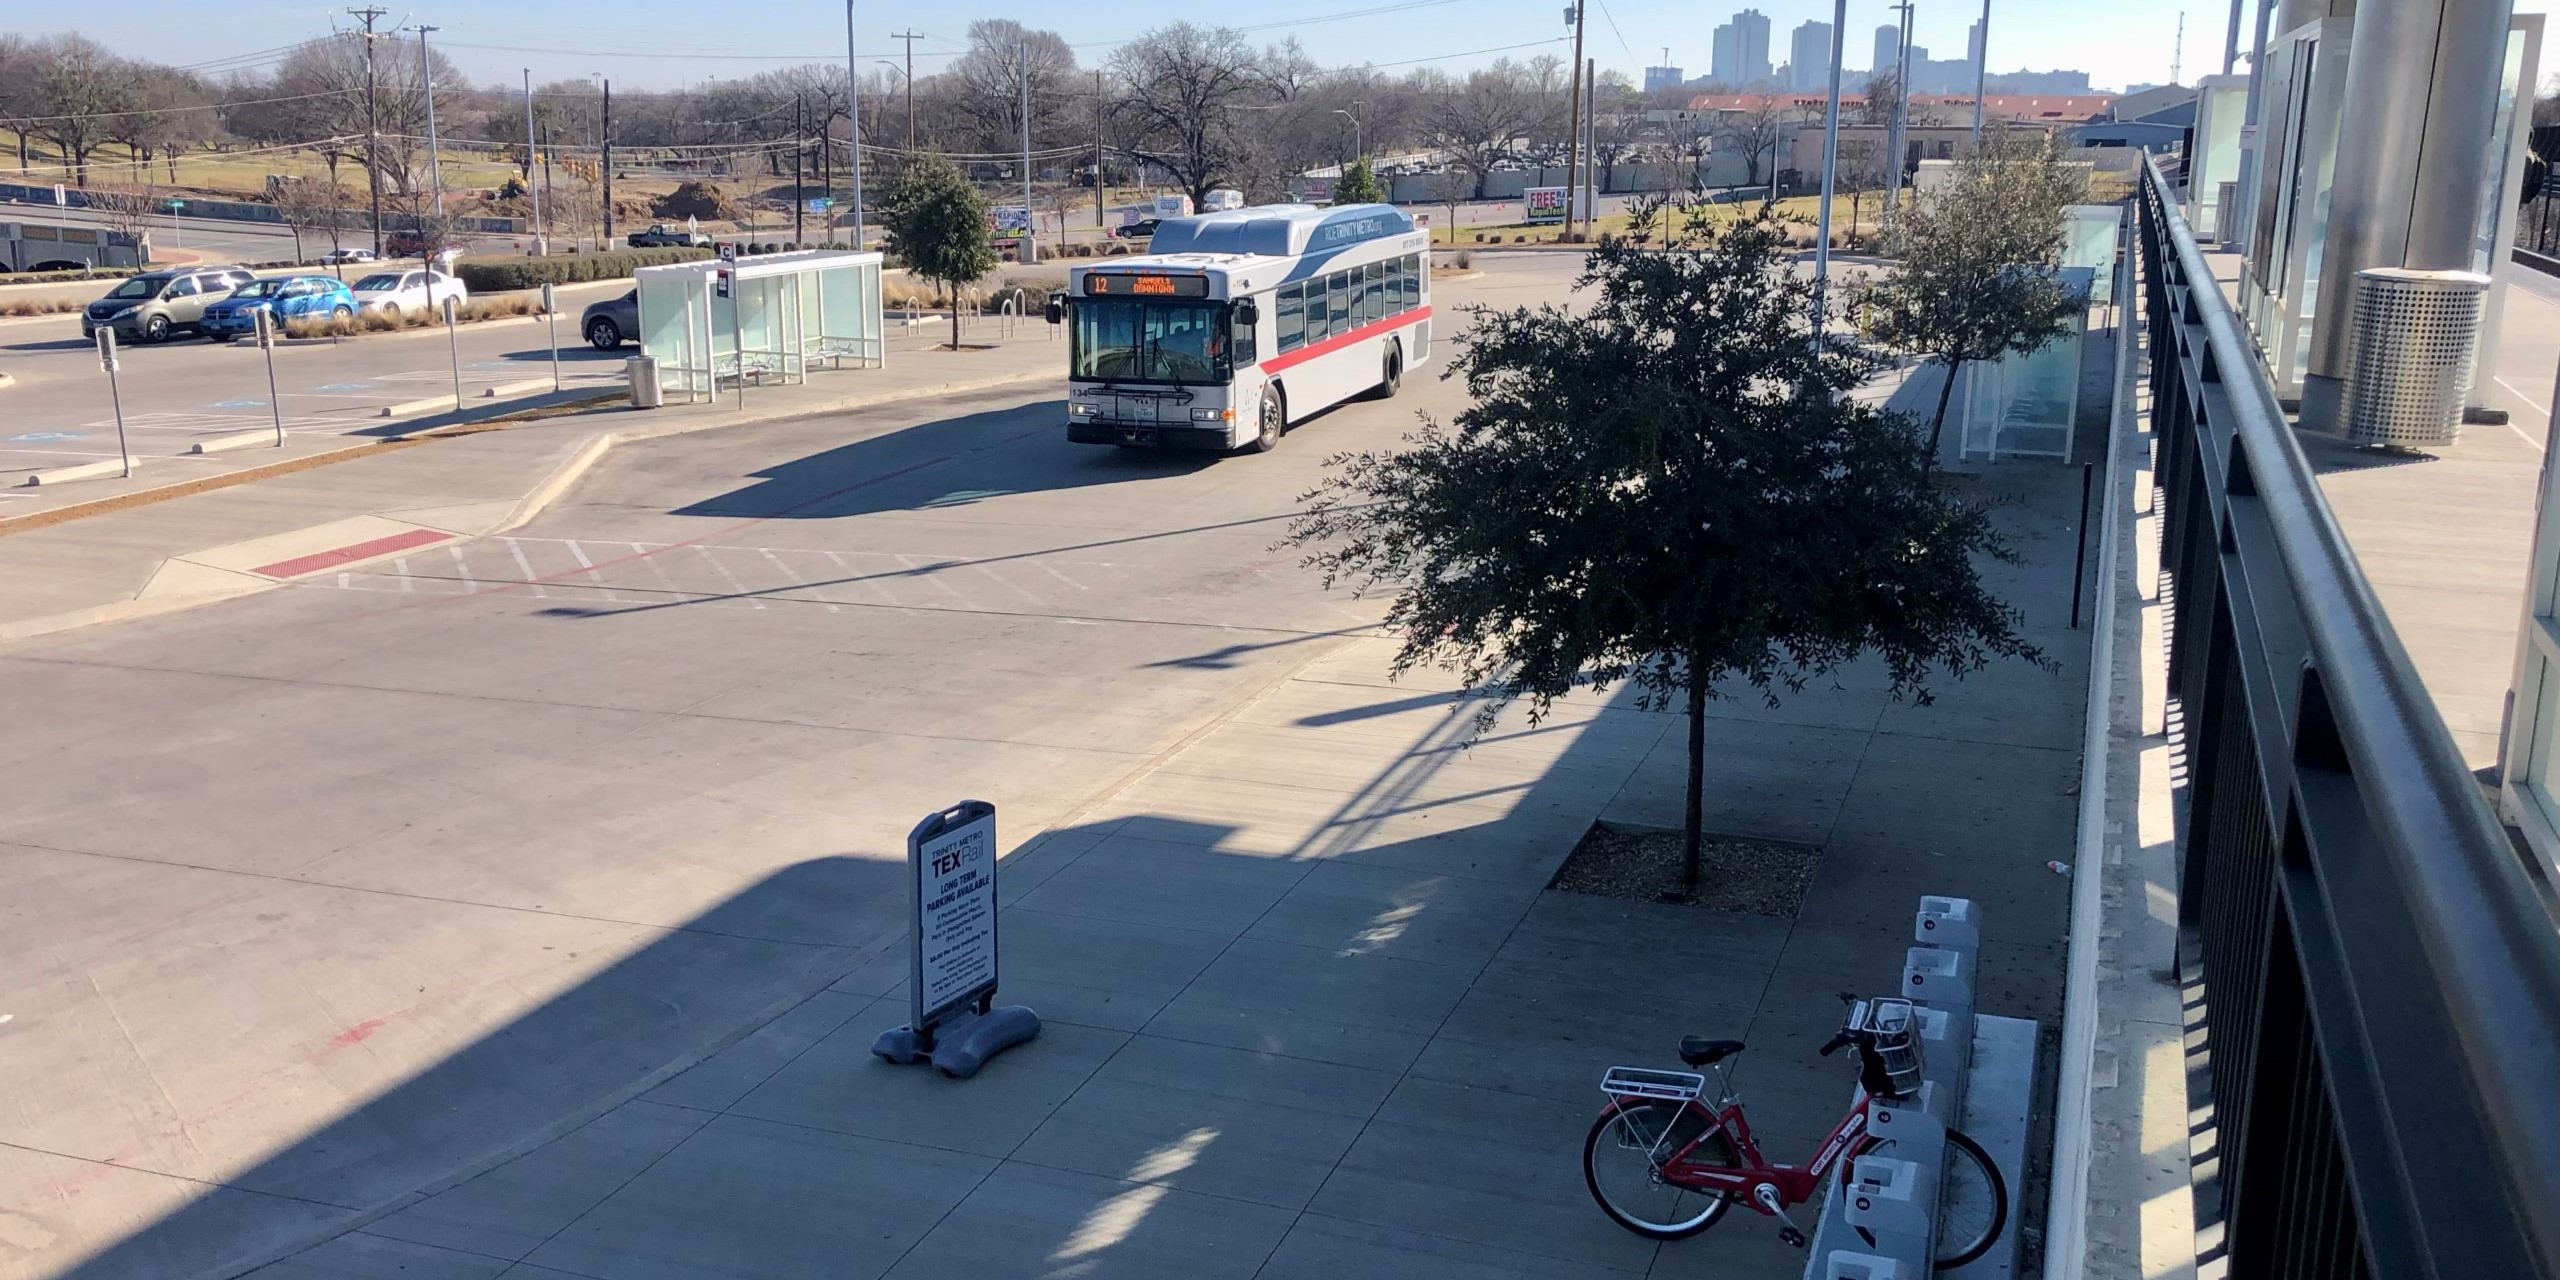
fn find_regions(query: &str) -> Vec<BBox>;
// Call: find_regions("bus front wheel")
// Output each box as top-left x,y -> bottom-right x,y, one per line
1247,384 -> 1284,453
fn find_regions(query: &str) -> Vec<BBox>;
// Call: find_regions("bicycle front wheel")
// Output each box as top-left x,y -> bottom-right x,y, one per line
1928,1129 -> 2009,1267
1582,1100 -> 1740,1240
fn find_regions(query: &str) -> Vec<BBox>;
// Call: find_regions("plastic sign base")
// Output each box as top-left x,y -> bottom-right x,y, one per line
871,1004 -> 1041,1079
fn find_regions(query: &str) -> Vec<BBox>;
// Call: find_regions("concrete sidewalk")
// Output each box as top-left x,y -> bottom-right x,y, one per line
222,456 -> 2093,1279
0,334 -> 1061,642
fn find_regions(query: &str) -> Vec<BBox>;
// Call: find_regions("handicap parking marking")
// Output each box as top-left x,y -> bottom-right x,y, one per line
6,432 -> 85,443
209,399 -> 268,410
315,382 -> 378,393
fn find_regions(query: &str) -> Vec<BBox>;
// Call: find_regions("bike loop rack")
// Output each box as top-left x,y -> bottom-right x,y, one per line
1802,894 -> 2035,1280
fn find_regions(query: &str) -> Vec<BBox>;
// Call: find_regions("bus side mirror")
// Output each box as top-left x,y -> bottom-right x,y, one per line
1044,297 -> 1064,325
1232,298 -> 1259,325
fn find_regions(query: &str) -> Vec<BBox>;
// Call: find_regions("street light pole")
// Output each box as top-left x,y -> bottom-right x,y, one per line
1971,0 -> 1990,145
1814,0 -> 1848,336
845,0 -> 866,250
1019,39 -> 1034,265
523,69 -> 545,254
418,25 -> 444,216
1331,109 -> 1364,165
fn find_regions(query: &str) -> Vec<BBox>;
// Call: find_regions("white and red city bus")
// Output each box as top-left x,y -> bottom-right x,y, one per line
1051,202 -> 1432,453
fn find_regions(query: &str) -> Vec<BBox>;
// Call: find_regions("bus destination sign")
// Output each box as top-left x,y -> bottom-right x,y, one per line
1086,273 -> 1210,298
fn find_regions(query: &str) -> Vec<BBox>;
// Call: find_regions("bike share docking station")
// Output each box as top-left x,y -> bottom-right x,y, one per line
1810,895 -> 2034,1280
871,801 -> 1042,1079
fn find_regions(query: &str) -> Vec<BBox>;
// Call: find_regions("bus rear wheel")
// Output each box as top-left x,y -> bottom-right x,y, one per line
1247,384 -> 1284,453
1378,343 -> 1403,399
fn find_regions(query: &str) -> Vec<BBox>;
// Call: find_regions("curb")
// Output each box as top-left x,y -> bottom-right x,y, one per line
379,394 -> 458,419
479,376 -> 553,399
24,456 -> 138,486
0,371 -> 15,389
190,429 -> 282,455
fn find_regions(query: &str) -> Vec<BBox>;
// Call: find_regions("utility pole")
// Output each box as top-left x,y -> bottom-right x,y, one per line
2221,0 -> 2242,74
1585,59 -> 1597,212
1564,0 -> 1587,238
1971,0 -> 1990,144
418,25 -> 443,217
845,0 -> 865,250
892,29 -> 923,151
2170,10 -> 2186,86
601,78 -> 614,244
795,93 -> 807,245
1814,0 -> 1848,335
1884,0 -> 1914,214
1093,69 -> 1106,232
349,6 -> 388,254
1019,39 -> 1035,265
523,68 -> 545,254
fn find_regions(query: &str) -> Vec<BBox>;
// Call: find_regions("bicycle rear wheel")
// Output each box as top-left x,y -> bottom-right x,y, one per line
1582,1100 -> 1741,1240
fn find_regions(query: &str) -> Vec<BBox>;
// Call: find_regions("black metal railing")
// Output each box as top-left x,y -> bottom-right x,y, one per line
2136,155 -> 2560,1280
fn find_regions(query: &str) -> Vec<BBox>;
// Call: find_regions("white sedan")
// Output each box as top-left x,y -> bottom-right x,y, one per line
347,268 -> 468,316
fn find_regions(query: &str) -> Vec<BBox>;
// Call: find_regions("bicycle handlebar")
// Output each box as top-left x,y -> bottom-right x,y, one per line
1818,1031 -> 1855,1057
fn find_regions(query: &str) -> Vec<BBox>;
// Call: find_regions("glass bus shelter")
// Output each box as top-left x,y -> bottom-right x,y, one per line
635,250 -> 885,404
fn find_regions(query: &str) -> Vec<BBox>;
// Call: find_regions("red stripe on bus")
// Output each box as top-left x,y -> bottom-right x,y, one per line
1261,305 -> 1434,375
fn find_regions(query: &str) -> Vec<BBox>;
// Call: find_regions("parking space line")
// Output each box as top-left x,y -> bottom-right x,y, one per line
756,548 -> 838,612
896,554 -> 970,605
563,540 -> 620,602
503,537 -> 549,598
696,545 -> 764,609
628,542 -> 696,601
447,544 -> 478,589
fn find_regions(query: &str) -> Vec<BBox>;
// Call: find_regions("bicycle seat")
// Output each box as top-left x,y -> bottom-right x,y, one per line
1678,1037 -> 1745,1067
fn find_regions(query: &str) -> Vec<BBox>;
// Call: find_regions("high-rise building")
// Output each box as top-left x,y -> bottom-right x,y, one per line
1732,9 -> 1773,84
1967,19 -> 1985,73
1790,19 -> 1834,92
1711,23 -> 1739,84
1873,24 -> 1900,78
1643,65 -> 1687,94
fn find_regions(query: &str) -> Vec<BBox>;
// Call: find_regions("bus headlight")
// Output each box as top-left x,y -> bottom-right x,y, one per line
1068,402 -> 1099,416
1190,407 -> 1234,422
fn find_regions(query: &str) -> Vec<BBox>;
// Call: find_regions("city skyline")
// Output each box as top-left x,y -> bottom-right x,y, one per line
45,0 -> 2298,93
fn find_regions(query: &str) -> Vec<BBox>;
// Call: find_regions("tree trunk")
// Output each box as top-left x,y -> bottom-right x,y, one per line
1682,662 -> 1707,898
1925,355 -> 1964,463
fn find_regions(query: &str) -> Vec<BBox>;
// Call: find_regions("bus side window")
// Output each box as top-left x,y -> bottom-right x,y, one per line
1232,296 -> 1259,366
1407,253 -> 1424,305
1364,263 -> 1384,325
1328,273 -> 1350,334
1277,284 -> 1305,353
1386,259 -> 1406,315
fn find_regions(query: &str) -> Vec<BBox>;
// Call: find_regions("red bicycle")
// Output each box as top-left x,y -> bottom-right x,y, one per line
1582,996 -> 2007,1268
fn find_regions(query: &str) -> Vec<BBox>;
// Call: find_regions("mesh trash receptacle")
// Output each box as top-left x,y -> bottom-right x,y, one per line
2344,267 -> 2490,448
626,356 -> 662,409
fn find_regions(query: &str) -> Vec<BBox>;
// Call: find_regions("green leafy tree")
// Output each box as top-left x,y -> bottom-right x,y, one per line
1287,208 -> 2040,892
882,153 -> 999,349
1862,131 -> 2090,458
1333,155 -> 1387,205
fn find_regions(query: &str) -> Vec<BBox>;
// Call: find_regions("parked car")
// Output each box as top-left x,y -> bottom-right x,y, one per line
347,268 -> 468,316
627,224 -> 710,248
582,288 -> 638,349
80,266 -> 258,343
198,275 -> 358,341
320,246 -> 377,264
1112,218 -> 1161,240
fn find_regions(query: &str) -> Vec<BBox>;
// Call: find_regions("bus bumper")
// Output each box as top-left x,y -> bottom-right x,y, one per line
1068,421 -> 1239,449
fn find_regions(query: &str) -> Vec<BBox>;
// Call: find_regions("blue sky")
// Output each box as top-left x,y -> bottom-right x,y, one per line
70,0 -> 2560,94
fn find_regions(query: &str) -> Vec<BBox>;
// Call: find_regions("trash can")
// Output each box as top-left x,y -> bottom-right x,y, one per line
626,355 -> 662,409
2344,267 -> 2490,448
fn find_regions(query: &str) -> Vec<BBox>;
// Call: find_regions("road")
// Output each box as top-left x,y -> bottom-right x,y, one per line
0,256 -> 1586,1279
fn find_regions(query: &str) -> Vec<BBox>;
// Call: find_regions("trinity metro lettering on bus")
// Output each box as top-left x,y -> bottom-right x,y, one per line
1047,202 -> 1433,453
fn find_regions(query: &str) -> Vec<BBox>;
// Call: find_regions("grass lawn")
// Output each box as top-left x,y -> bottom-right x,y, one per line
1440,193 -> 1896,247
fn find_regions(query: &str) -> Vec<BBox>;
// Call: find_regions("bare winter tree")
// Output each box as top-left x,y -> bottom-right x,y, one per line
29,35 -> 124,185
949,21 -> 1078,157
1717,97 -> 1789,197
1112,23 -> 1263,204
83,184 -> 164,251
272,176 -> 354,265
1424,59 -> 1543,198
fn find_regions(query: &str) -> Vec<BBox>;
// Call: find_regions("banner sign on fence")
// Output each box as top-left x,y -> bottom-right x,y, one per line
1524,186 -> 1568,225
992,205 -> 1032,239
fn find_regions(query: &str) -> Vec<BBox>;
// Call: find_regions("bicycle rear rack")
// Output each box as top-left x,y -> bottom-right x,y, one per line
1601,1065 -> 1707,1103
1858,997 -> 1927,1101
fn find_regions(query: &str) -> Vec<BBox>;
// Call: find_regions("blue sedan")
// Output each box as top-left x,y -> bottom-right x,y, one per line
200,276 -> 358,341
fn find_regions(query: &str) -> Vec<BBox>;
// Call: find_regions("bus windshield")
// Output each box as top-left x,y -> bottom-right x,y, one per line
1071,300 -> 1228,385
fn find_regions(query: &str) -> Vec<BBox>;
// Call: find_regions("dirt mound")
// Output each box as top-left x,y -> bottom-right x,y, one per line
651,180 -> 739,221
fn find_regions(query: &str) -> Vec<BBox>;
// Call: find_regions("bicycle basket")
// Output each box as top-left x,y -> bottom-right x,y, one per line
1860,998 -> 1926,1100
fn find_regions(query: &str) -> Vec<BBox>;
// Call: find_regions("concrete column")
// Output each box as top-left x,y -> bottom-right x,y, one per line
2300,0 -> 2517,429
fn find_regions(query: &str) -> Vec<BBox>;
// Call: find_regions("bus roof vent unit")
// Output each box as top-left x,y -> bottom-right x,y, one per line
1146,203 -> 1415,258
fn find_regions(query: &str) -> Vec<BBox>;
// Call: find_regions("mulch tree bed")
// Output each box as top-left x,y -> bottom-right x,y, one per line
1549,821 -> 1822,918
